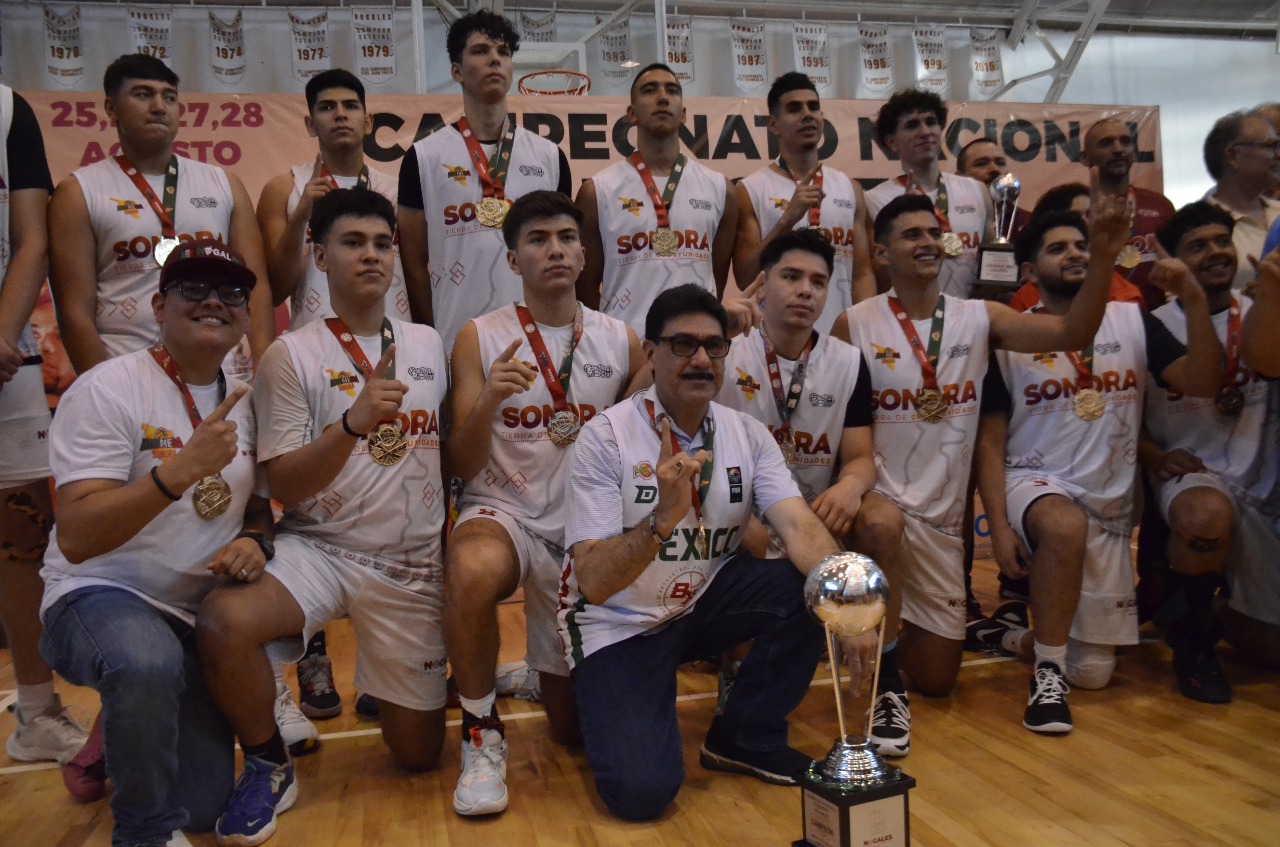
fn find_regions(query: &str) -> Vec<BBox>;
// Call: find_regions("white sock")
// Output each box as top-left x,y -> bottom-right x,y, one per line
16,681 -> 57,723
1033,640 -> 1067,669
459,690 -> 497,723
272,662 -> 289,695
1002,626 -> 1030,657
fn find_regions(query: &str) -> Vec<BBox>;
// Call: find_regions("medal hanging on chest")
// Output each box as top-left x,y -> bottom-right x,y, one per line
148,344 -> 233,520
325,318 -> 407,465
117,155 -> 181,264
889,295 -> 950,424
898,174 -> 963,257
1115,189 -> 1143,271
646,400 -> 715,559
1064,346 -> 1105,421
1215,299 -> 1245,416
516,303 -> 585,447
456,117 -> 516,228
631,152 -> 688,258
761,327 -> 817,467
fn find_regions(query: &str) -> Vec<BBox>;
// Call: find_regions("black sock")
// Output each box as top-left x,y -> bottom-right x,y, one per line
303,629 -> 327,659
243,730 -> 288,767
460,705 -> 501,741
876,645 -> 905,695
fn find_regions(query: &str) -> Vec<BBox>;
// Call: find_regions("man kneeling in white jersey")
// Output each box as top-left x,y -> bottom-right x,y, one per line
975,210 -> 1218,732
444,190 -> 644,817
198,190 -> 449,847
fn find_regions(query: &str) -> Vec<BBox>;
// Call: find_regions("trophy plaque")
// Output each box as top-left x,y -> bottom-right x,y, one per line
977,173 -> 1022,288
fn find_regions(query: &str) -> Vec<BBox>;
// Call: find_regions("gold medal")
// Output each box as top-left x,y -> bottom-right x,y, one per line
1116,243 -> 1142,270
477,196 -> 510,228
916,387 -> 949,423
779,431 -> 798,466
547,409 -> 581,447
807,225 -> 831,244
368,421 -> 408,466
694,521 -> 709,559
154,236 -> 180,265
939,232 -> 964,257
1073,388 -> 1106,421
651,227 -> 680,257
1214,385 -> 1244,417
193,475 -> 233,520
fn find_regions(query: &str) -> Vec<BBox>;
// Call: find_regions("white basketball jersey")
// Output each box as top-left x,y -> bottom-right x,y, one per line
592,157 -> 727,335
1145,296 -> 1272,493
286,164 -> 409,330
739,164 -> 858,334
461,304 -> 632,545
846,293 -> 989,532
559,390 -> 756,668
865,173 -> 988,299
997,302 -> 1147,531
410,126 -> 563,350
272,319 -> 447,568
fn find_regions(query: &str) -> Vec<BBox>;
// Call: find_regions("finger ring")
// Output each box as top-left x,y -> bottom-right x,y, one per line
239,568 -> 249,579
673,459 -> 684,473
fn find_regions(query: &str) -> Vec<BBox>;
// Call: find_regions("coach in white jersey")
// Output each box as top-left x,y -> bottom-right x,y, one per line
864,88 -> 994,300
576,63 -> 736,335
444,191 -> 643,817
397,11 -> 571,351
974,210 -> 1217,734
560,284 -> 843,821
831,185 -> 1128,756
197,191 -> 448,847
733,72 -> 876,334
48,54 -> 273,379
39,240 -> 270,847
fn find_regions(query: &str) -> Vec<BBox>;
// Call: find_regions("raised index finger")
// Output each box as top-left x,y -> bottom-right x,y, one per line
205,385 -> 249,423
311,153 -> 325,180
801,163 -> 821,185
658,417 -> 673,463
742,271 -> 765,301
372,343 -> 397,379
499,338 -> 523,363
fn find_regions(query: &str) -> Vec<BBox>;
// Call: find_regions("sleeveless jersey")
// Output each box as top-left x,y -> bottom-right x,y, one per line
410,126 -> 563,350
592,157 -> 727,335
865,173 -> 988,299
286,164 -> 409,329
271,319 -> 447,569
739,164 -> 858,334
996,302 -> 1147,531
845,293 -> 989,532
559,391 -> 757,668
461,303 -> 631,545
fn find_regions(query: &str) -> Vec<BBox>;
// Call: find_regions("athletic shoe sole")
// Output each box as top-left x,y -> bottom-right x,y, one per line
697,744 -> 801,786
299,701 -> 343,720
1023,718 -> 1073,734
216,780 -> 298,847
870,737 -> 910,758
452,788 -> 509,816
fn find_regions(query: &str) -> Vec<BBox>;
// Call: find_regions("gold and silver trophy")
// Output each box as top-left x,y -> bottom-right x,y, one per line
795,553 -> 915,847
977,172 -> 1022,287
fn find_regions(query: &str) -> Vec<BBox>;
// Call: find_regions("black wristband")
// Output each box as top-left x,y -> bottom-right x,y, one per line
150,465 -> 182,501
341,409 -> 365,438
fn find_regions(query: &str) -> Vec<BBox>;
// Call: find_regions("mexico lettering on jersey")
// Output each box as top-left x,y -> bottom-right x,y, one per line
411,126 -> 562,350
462,303 -> 631,545
846,293 -> 988,532
1146,296 -> 1273,494
558,391 -> 755,668
286,164 -> 410,330
865,173 -> 988,299
739,164 -> 858,334
272,318 -> 448,570
593,157 -> 726,335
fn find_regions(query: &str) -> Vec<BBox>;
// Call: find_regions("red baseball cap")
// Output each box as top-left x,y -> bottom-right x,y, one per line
159,238 -> 257,293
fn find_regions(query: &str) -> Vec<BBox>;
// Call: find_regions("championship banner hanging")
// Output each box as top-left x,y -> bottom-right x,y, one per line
128,5 -> 173,66
208,9 -> 246,86
859,24 -> 894,93
970,28 -> 1005,99
289,9 -> 330,83
596,15 -> 634,84
792,22 -> 831,90
351,7 -> 395,84
43,4 -> 83,86
666,15 -> 694,84
520,10 -> 556,44
913,25 -> 949,93
731,19 -> 768,91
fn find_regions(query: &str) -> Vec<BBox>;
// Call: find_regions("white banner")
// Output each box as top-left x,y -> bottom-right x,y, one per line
43,4 -> 83,87
664,15 -> 694,84
970,28 -> 1005,99
596,15 -> 634,84
520,10 -> 556,44
913,25 -> 948,94
289,9 -> 330,84
731,19 -> 768,92
208,9 -> 246,86
792,22 -> 831,90
351,7 -> 395,84
128,5 -> 172,66
859,25 -> 895,93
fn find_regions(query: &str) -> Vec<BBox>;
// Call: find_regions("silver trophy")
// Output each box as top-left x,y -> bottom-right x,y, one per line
977,172 -> 1022,287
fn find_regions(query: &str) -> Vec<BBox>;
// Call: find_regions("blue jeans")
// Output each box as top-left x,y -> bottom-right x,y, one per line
40,587 -> 234,847
572,555 -> 823,821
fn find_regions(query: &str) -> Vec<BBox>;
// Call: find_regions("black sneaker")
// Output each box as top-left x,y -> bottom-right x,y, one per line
966,600 -> 1029,653
355,692 -> 381,719
1023,661 -> 1072,733
699,735 -> 813,786
1173,649 -> 1233,704
869,690 -> 910,757
297,653 -> 343,719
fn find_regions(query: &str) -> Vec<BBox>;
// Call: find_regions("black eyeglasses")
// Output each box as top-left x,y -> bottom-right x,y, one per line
657,334 -> 730,359
1232,139 -> 1280,154
162,279 -> 251,307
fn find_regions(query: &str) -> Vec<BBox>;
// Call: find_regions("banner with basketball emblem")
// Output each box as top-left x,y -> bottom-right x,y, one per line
970,27 -> 1005,99
731,19 -> 768,91
666,15 -> 694,84
128,5 -> 172,66
792,22 -> 831,90
289,9 -> 330,83
208,9 -> 246,86
43,3 -> 83,86
352,7 -> 395,84
859,24 -> 895,93
913,25 -> 948,94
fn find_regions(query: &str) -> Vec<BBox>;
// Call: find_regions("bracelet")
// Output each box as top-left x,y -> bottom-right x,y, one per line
341,409 -> 365,438
150,466 -> 181,502
648,510 -> 673,545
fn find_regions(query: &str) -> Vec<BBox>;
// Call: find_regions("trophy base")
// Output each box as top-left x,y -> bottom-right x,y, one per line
794,739 -> 915,847
977,242 -> 1020,288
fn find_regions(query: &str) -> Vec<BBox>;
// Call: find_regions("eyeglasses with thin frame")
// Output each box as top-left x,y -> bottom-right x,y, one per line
657,334 -> 730,359
162,279 -> 251,307
1231,138 -> 1280,154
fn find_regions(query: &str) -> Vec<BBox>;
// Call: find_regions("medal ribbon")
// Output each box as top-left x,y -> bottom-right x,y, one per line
629,151 -> 688,230
645,399 -> 715,529
455,116 -> 517,201
148,342 -> 226,430
896,173 -> 953,233
1222,297 -> 1241,388
116,154 -> 179,241
777,157 -> 824,230
1031,306 -> 1095,386
760,326 -> 817,443
320,163 -> 370,191
514,303 -> 584,414
888,295 -> 946,391
325,318 -> 397,434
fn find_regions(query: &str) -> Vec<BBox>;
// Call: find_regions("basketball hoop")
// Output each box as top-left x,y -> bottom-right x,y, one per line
518,70 -> 592,96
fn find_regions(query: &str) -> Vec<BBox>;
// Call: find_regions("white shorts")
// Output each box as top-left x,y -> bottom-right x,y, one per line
1007,475 -> 1138,646
454,505 -> 569,677
898,512 -> 966,641
266,533 -> 447,711
0,414 -> 51,488
1227,505 -> 1280,627
1153,471 -> 1236,521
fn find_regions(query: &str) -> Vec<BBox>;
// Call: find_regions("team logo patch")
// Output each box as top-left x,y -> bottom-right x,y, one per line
478,508 -> 497,516
189,196 -> 218,208
326,368 -> 359,397
519,164 -> 545,177
1096,341 -> 1122,355
727,466 -> 743,503
809,392 -> 835,407
947,344 -> 971,359
735,368 -> 761,400
635,485 -> 657,504
955,204 -> 977,214
833,197 -> 853,209
660,569 -> 707,610
583,363 -> 614,378
1033,352 -> 1058,368
139,423 -> 184,458
112,197 -> 144,219
442,164 -> 471,186
408,366 -> 435,381
619,197 -> 645,217
688,198 -> 713,211
632,461 -> 655,480
770,197 -> 790,210
872,344 -> 901,370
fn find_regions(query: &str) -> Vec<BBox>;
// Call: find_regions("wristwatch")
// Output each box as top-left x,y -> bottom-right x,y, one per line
649,511 -> 675,545
236,531 -> 275,561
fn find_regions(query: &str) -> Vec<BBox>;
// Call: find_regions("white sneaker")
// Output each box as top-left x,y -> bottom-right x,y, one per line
494,661 -> 542,703
5,695 -> 88,765
274,684 -> 320,756
453,719 -> 509,816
